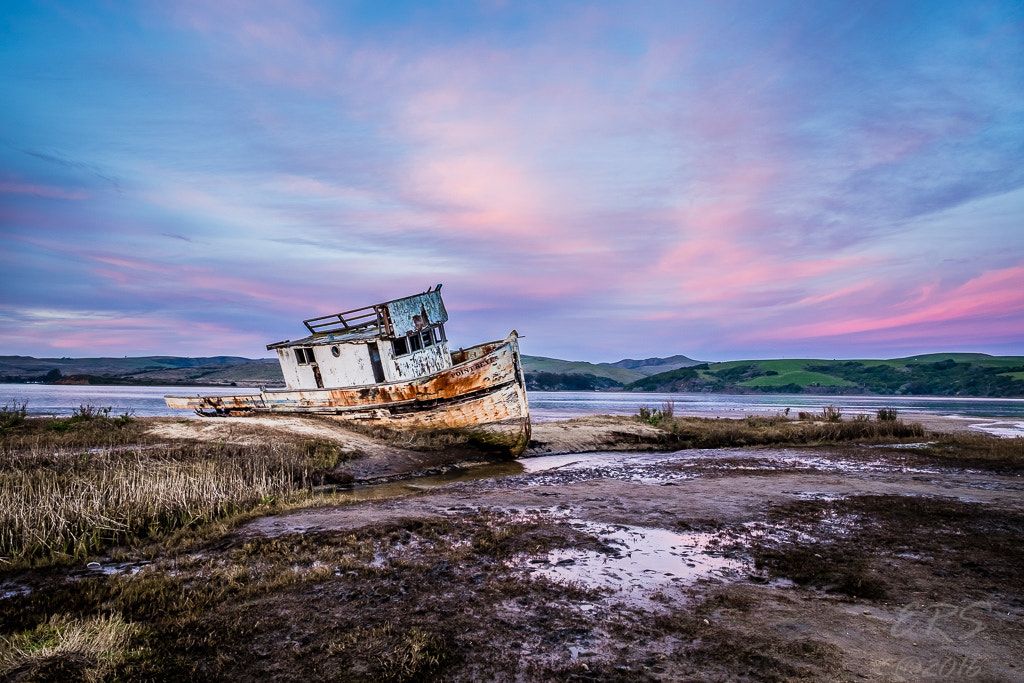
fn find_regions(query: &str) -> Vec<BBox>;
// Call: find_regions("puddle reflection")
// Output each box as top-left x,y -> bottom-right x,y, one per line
521,521 -> 748,605
335,460 -> 524,503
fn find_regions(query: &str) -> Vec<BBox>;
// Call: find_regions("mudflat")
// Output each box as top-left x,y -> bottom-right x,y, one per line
2,413 -> 1022,681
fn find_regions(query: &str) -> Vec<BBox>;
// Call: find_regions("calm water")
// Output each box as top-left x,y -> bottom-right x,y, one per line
527,391 -> 1024,422
0,384 -> 259,418
3,384 -> 1023,423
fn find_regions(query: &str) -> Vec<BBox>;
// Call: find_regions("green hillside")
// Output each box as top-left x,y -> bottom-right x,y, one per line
521,356 -> 645,384
0,355 -> 259,376
887,352 -> 1024,366
625,354 -> 1024,396
741,371 -> 856,388
623,366 -> 704,391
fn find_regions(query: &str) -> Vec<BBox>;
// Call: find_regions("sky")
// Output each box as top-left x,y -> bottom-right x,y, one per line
2,1 -> 1023,363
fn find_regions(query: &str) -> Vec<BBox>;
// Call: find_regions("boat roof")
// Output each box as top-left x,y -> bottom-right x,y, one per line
266,326 -> 382,350
266,285 -> 448,350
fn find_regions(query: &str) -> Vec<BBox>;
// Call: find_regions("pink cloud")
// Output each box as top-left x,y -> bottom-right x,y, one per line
13,315 -> 269,357
760,265 -> 1024,341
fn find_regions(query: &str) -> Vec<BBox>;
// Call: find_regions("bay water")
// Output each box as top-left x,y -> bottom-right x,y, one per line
3,384 -> 1023,426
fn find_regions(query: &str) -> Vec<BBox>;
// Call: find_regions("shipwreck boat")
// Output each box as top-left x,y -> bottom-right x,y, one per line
165,286 -> 530,457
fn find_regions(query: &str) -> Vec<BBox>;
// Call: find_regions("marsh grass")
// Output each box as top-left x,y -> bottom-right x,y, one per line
680,411 -> 1024,469
0,445 -> 301,564
876,407 -> 899,421
0,417 -> 354,568
0,409 -> 155,452
820,405 -> 842,422
328,623 -> 452,681
0,612 -> 138,683
0,401 -> 28,430
639,413 -> 926,448
637,399 -> 676,426
906,430 -> 1024,468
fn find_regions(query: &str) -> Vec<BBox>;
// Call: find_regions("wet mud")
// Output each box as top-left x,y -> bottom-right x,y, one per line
222,444 -> 1023,681
3,425 -> 1023,681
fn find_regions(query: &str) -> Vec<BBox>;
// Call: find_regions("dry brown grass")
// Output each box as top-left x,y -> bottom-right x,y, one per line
0,613 -> 138,683
908,430 -> 1024,468
0,445 -> 303,564
0,417 -> 355,568
0,409 -> 156,453
645,414 -> 926,448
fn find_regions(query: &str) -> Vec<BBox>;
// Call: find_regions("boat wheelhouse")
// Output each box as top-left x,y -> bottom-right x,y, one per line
271,286 -> 454,391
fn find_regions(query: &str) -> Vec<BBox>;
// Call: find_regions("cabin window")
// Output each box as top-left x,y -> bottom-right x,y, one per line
294,347 -> 315,364
391,326 -> 442,357
331,346 -> 340,357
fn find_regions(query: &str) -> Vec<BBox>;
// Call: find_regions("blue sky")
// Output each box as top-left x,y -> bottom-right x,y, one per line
2,0 -> 1022,362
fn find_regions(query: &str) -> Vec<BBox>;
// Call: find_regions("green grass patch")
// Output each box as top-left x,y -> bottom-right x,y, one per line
885,353 -> 1024,367
740,371 -> 856,388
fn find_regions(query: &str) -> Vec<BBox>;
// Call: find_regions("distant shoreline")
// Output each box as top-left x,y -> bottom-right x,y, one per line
2,378 -> 1021,398
0,378 -> 286,388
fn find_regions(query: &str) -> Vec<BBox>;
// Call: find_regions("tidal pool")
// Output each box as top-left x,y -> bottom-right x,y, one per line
519,521 -> 749,607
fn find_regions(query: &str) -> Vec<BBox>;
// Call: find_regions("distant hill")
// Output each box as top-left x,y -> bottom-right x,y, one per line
521,354 -> 707,390
600,354 -> 703,377
624,354 -> 1024,397
0,355 -> 284,387
6,351 -> 1019,397
521,356 -> 645,384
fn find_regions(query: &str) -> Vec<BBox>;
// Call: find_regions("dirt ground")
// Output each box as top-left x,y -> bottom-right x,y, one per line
132,413 -> 1024,681
6,413 -> 1021,681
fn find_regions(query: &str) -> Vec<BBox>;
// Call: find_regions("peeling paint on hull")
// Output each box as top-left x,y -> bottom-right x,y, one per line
166,334 -> 531,457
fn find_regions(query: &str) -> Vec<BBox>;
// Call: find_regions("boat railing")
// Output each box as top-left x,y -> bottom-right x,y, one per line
304,305 -> 383,335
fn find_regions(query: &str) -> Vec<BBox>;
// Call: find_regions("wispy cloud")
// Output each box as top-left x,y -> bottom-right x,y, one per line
0,181 -> 88,200
0,0 -> 1021,359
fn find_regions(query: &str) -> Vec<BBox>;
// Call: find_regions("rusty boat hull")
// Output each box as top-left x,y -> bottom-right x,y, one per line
165,333 -> 530,457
